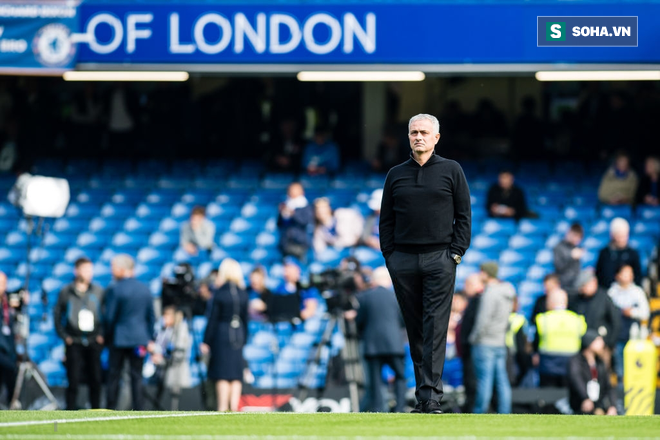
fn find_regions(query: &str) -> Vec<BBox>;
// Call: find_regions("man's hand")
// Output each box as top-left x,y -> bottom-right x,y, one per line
622,308 -> 633,318
200,343 -> 210,355
183,242 -> 198,256
147,341 -> 156,354
581,399 -> 595,413
344,310 -> 358,321
571,247 -> 585,260
606,406 -> 618,416
532,354 -> 539,366
65,337 -> 73,346
96,335 -> 104,345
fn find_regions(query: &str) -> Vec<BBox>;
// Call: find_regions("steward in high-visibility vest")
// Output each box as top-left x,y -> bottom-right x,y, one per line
506,312 -> 531,386
534,289 -> 587,387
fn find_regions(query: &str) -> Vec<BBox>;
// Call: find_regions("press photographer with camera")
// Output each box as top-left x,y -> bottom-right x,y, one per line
0,272 -> 18,407
272,257 -> 318,321
53,257 -> 104,410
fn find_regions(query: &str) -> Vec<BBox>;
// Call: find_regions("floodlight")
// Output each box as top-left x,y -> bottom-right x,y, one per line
9,173 -> 70,218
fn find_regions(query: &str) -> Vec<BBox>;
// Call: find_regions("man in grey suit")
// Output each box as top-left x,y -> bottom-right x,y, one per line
104,254 -> 155,410
355,267 -> 407,412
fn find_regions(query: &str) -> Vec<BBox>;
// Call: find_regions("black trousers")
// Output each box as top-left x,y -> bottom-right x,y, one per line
65,342 -> 102,410
0,351 -> 17,406
462,351 -> 477,413
386,249 -> 456,403
365,355 -> 407,413
107,347 -> 145,410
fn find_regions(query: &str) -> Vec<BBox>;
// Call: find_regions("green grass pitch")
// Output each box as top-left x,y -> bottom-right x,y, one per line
0,411 -> 659,439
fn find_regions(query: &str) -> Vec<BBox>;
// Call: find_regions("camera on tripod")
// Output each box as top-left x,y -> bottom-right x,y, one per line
310,268 -> 360,313
161,263 -> 198,318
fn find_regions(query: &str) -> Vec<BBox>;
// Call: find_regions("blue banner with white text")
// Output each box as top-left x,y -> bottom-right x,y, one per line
0,3 -> 78,71
75,1 -> 660,64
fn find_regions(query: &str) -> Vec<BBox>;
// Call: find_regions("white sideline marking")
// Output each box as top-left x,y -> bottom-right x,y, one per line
0,412 -> 227,428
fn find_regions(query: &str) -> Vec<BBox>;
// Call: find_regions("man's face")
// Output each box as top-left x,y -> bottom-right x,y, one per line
283,264 -> 300,283
498,172 -> 514,190
590,336 -> 605,356
75,262 -> 94,284
288,183 -> 303,199
615,156 -> 629,173
408,119 -> 440,156
580,278 -> 598,297
163,309 -> 175,327
544,278 -> 560,294
190,213 -> 204,229
464,274 -> 484,297
612,229 -> 629,248
616,266 -> 634,286
0,273 -> 6,295
566,231 -> 583,246
250,272 -> 265,291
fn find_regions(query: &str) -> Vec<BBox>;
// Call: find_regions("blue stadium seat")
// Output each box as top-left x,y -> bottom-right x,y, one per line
100,203 -> 135,218
29,248 -> 63,264
219,232 -> 251,250
52,218 -> 88,233
89,217 -> 123,234
462,249 -> 499,266
206,202 -> 241,220
582,236 -> 609,250
564,206 -> 596,222
256,232 -> 278,248
171,203 -> 192,220
137,247 -> 171,265
145,192 -> 181,205
42,232 -> 76,249
637,206 -> 660,221
111,190 -> 146,205
471,235 -> 509,251
480,219 -> 517,236
210,247 -> 229,262
124,217 -> 159,234
250,248 -> 279,264
508,234 -> 545,251
244,345 -> 274,363
0,218 -> 17,231
52,262 -> 74,277
76,232 -> 109,248
42,277 -> 65,296
230,217 -> 263,235
136,203 -> 170,219
252,331 -> 278,349
498,249 -> 534,266
158,217 -> 182,233
534,249 -> 553,266
589,219 -> 611,237
517,219 -> 554,236
111,232 -> 149,249
0,247 -> 26,264
65,203 -> 100,219
4,231 -> 27,247
497,266 -> 526,284
148,231 -> 179,249
92,262 -> 112,278
526,264 -> 552,282
64,247 -> 100,263
633,221 -> 660,238
600,205 -> 632,220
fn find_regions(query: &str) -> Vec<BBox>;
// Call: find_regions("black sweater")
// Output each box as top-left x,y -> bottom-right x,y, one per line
379,153 -> 471,257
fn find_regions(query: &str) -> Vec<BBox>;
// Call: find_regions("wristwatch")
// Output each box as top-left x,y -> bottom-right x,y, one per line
451,254 -> 462,265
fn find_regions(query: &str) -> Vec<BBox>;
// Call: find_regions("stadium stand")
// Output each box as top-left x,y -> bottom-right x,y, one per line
1,158 -> 658,390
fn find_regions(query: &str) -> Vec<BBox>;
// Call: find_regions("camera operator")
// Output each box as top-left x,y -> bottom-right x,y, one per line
193,269 -> 217,317
149,306 -> 191,410
162,263 -> 199,319
53,257 -> 104,410
0,272 -> 18,407
352,267 -> 406,412
271,257 -> 318,321
247,266 -> 271,322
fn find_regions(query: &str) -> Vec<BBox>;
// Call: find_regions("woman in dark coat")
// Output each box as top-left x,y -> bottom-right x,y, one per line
201,258 -> 249,412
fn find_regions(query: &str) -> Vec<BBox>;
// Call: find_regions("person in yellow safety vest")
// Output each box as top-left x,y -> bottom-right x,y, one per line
506,302 -> 532,387
533,288 -> 587,387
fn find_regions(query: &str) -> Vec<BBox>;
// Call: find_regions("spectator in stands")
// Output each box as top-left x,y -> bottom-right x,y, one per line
180,206 -> 216,257
355,267 -> 406,412
201,259 -> 249,412
596,217 -> 642,288
569,269 -> 620,368
486,170 -> 529,220
607,264 -> 650,382
150,306 -> 191,411
269,117 -> 304,172
53,257 -> 104,410
567,330 -> 618,415
278,182 -> 314,262
105,254 -> 156,411
312,198 -> 364,254
372,129 -> 407,172
272,257 -> 318,321
469,262 -> 514,414
456,273 -> 485,413
506,296 -> 532,387
598,151 -> 639,205
534,289 -> 587,387
301,127 -> 340,175
247,266 -> 271,322
361,189 -> 382,251
635,156 -> 660,206
0,272 -> 17,407
553,223 -> 585,289
531,273 -> 562,325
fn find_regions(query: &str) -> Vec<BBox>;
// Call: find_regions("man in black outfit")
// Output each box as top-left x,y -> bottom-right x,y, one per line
486,170 -> 528,220
456,273 -> 484,413
355,267 -> 407,412
380,113 -> 471,414
104,254 -> 155,410
0,272 -> 18,408
53,258 -> 104,410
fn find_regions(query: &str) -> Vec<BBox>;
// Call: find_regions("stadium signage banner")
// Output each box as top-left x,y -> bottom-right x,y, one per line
0,3 -> 78,71
538,16 -> 638,47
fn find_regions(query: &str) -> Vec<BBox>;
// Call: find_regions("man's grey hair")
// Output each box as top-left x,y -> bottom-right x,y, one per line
112,254 -> 135,270
408,114 -> 440,134
610,217 -> 630,236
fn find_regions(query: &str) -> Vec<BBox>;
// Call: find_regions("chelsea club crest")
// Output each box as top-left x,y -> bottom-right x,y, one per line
32,23 -> 76,67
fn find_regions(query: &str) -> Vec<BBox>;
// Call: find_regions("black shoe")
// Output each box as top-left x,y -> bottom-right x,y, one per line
424,400 -> 443,414
410,402 -> 424,413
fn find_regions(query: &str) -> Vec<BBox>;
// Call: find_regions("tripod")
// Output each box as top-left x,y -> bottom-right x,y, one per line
10,216 -> 58,410
298,310 -> 363,412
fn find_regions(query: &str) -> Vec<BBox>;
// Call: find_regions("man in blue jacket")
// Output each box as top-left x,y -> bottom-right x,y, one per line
277,182 -> 314,262
104,254 -> 155,410
355,267 -> 406,412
